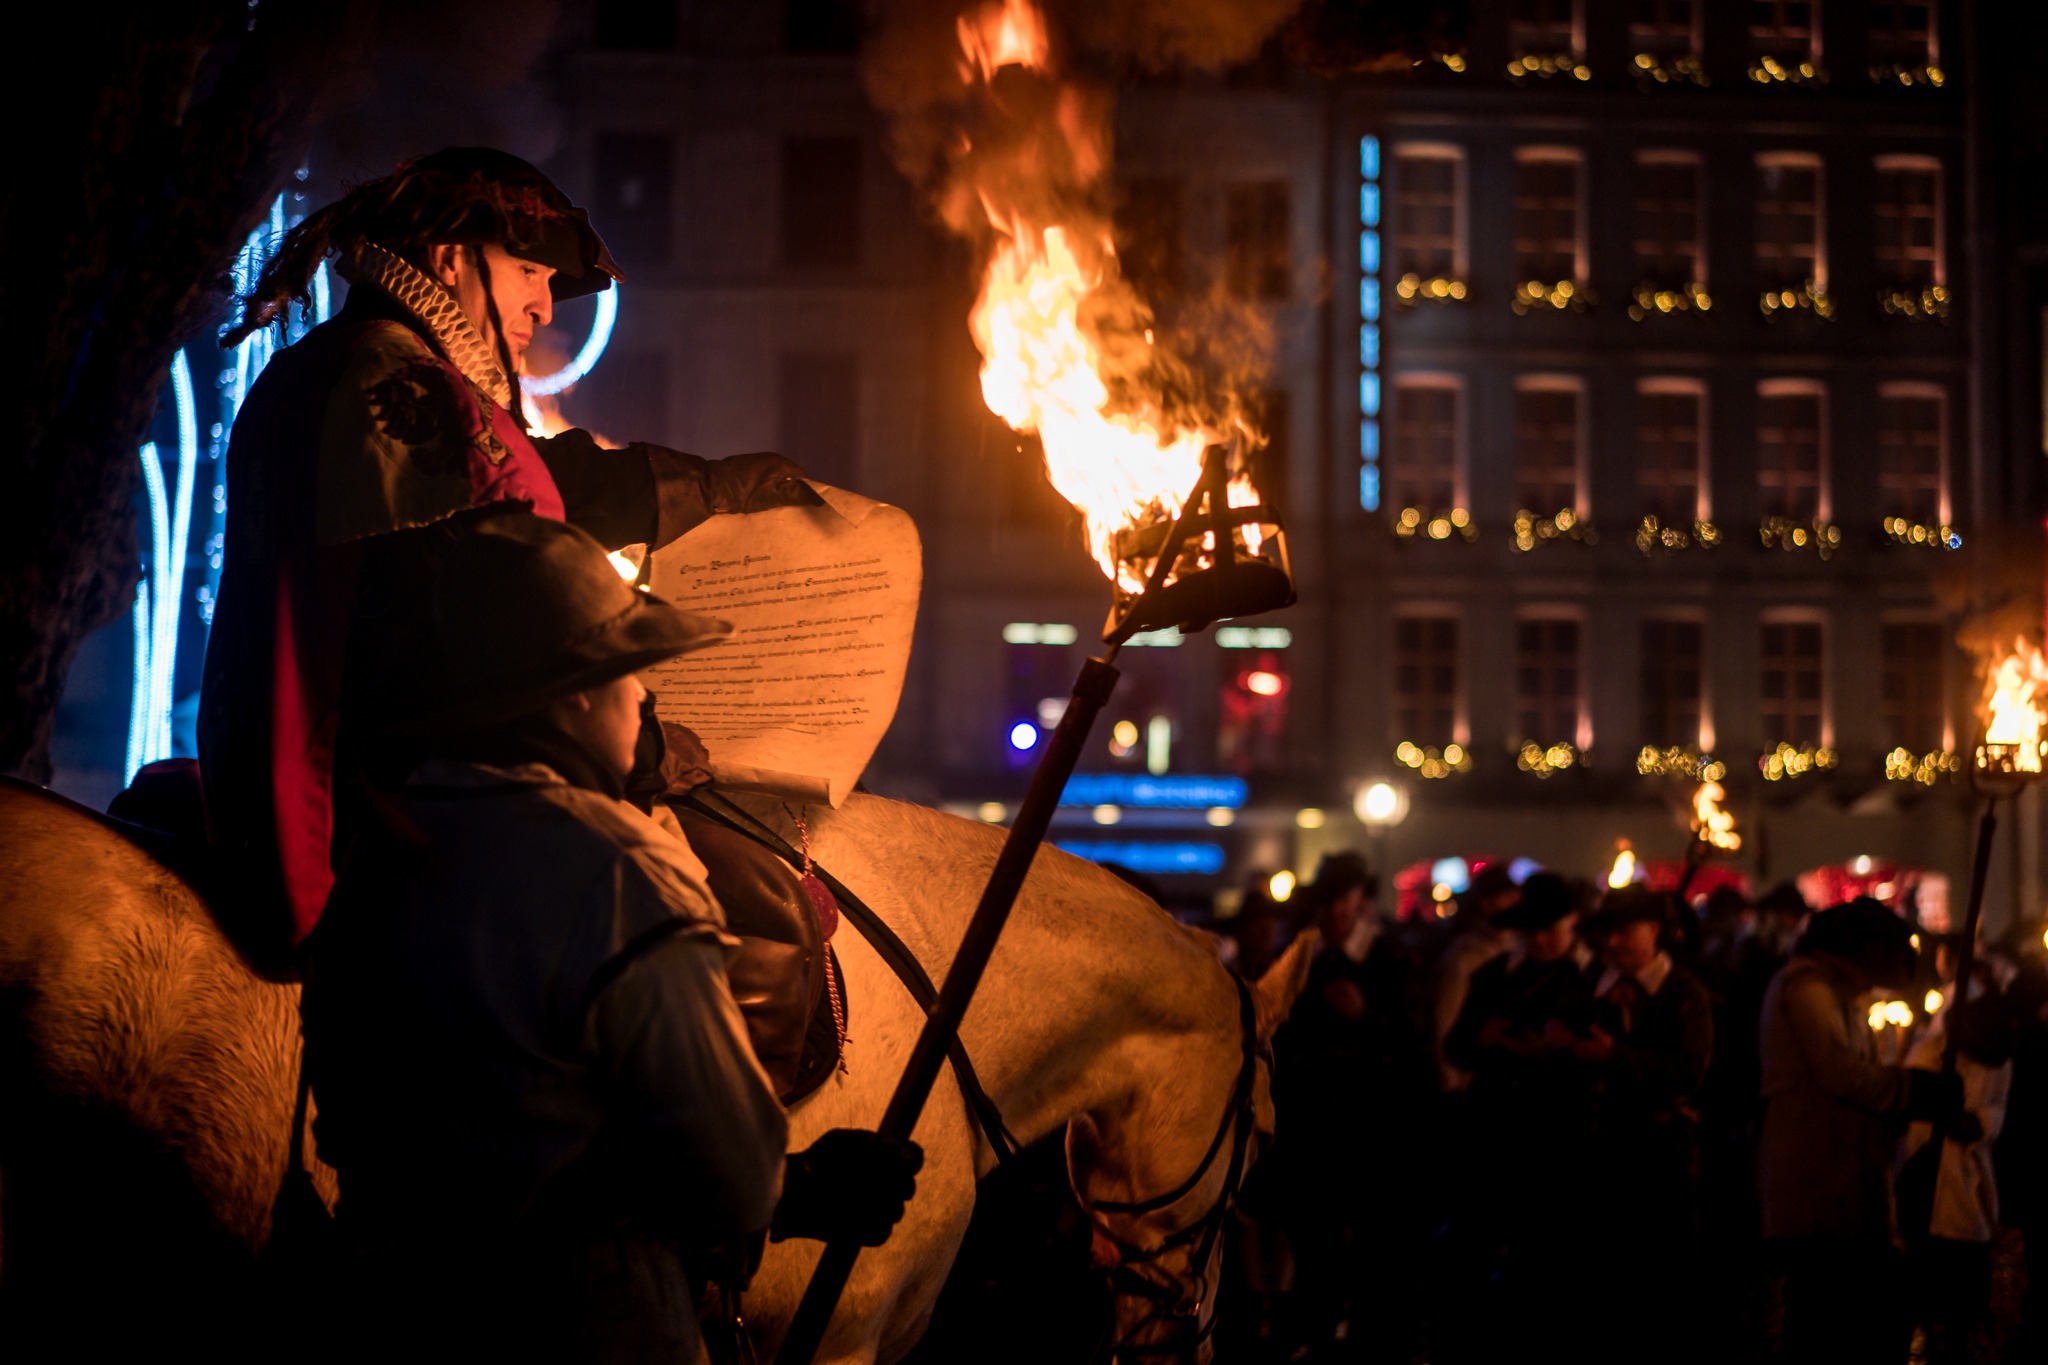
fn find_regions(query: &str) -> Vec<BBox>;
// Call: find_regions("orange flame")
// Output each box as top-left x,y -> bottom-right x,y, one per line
958,2 -> 1263,590
957,0 -> 1049,82
1693,780 -> 1741,851
1606,841 -> 1637,889
1983,639 -> 2048,772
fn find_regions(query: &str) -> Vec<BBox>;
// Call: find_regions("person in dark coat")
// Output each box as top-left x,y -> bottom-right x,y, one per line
1758,898 -> 1963,1365
202,148 -> 813,975
1440,872 -> 1596,1362
1270,851 -> 1427,1358
303,509 -> 919,1364
1576,886 -> 1715,1364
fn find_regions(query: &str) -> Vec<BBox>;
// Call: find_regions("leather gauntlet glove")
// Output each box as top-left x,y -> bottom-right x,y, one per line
771,1128 -> 924,1246
648,448 -> 821,546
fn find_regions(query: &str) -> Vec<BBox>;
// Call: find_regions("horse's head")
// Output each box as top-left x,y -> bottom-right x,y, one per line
1068,930 -> 1317,1362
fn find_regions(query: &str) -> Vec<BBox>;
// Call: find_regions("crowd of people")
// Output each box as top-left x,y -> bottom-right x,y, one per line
1215,852 -> 2048,1365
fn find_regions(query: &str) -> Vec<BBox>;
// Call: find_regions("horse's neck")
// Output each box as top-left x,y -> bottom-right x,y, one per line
811,795 -> 1242,1186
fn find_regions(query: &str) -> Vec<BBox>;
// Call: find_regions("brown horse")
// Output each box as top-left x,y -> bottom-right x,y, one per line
0,778 -> 1312,1361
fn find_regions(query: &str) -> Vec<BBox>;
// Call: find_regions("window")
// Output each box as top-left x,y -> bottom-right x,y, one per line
1511,0 -> 1580,55
785,0 -> 861,53
1756,155 -> 1824,289
1750,0 -> 1817,64
1389,378 -> 1461,510
1877,386 -> 1945,524
1757,384 -> 1826,521
567,348 -> 669,446
780,137 -> 863,270
1638,382 -> 1705,523
1393,148 -> 1464,280
1875,158 -> 1942,288
1869,1 -> 1936,68
593,133 -> 673,266
1513,151 -> 1583,283
1515,616 -> 1582,746
1634,153 -> 1703,285
1760,619 -> 1826,746
1394,614 -> 1460,746
1116,177 -> 1185,303
595,0 -> 677,49
1225,181 -> 1291,301
777,353 -> 859,489
1881,621 -> 1947,752
1641,618 -> 1705,748
1630,0 -> 1699,56
1514,380 -> 1582,512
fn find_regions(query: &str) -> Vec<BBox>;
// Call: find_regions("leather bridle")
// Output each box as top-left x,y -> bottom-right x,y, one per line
1081,976 -> 1265,1360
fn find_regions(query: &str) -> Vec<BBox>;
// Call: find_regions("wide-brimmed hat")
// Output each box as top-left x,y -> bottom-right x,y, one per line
371,506 -> 729,736
1496,871 -> 1579,929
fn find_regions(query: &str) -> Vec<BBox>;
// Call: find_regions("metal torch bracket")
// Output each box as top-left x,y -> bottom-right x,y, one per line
1102,441 -> 1295,646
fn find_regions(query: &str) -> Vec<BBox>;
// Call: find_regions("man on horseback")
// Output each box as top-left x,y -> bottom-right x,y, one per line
301,507 -> 920,1363
202,148 -> 813,975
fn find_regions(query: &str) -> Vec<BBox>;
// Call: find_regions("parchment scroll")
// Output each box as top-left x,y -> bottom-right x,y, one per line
642,483 -> 921,805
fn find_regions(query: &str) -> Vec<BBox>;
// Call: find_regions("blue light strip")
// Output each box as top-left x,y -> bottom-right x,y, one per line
1059,773 -> 1249,809
1358,135 -> 1382,512
1054,841 -> 1228,876
522,286 -> 619,398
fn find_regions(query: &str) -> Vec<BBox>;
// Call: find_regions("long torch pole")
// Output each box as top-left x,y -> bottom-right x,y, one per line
1915,797 -> 1999,1237
773,649 -> 1123,1365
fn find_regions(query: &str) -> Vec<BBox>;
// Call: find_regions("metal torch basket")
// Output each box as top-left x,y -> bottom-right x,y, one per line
1102,442 -> 1296,645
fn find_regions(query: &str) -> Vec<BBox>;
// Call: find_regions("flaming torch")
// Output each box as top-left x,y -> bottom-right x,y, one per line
775,6 -> 1293,1359
1902,639 -> 2048,1238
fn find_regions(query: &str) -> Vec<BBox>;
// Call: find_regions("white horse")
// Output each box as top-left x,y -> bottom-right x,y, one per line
0,779 -> 1313,1362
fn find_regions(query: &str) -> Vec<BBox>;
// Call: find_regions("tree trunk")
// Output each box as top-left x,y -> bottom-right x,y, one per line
0,3 -> 372,781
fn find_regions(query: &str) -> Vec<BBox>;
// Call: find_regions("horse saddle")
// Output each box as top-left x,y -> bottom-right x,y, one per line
109,760 -> 845,1107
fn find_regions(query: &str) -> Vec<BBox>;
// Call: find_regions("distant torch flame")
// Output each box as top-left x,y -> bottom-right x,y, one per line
1982,639 -> 2048,772
1692,780 -> 1741,851
1606,842 -> 1637,890
959,1 -> 1262,590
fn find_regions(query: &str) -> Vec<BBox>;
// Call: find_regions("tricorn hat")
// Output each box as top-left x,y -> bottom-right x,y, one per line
370,506 -> 729,736
394,148 -> 622,300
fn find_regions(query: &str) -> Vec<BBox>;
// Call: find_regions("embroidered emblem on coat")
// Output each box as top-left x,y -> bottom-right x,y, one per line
364,359 -> 474,477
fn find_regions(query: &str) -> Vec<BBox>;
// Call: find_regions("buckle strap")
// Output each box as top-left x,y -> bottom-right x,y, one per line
678,791 -> 1020,1166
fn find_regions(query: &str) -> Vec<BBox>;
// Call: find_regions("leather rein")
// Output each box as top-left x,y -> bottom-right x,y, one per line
682,790 -> 1265,1362
1084,976 -> 1263,1358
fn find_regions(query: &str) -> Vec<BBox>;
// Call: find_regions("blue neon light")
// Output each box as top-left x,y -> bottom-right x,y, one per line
1431,857 -> 1472,893
1358,135 -> 1383,513
522,286 -> 620,398
1059,773 -> 1248,809
1008,721 -> 1041,751
1056,841 -> 1228,876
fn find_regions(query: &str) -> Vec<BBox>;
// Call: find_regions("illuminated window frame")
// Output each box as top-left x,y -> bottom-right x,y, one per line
1878,611 -> 1954,754
1637,376 -> 1711,522
1632,150 -> 1706,288
1641,609 -> 1713,752
1393,606 -> 1468,749
1510,0 -> 1584,60
1757,377 -> 1831,522
1759,607 -> 1831,750
1389,372 -> 1467,513
1511,146 -> 1589,287
1756,151 -> 1828,292
1515,604 -> 1592,752
1873,154 -> 1945,289
1630,0 -> 1701,56
1513,373 -> 1589,517
1876,380 -> 1949,525
1391,143 -> 1468,282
